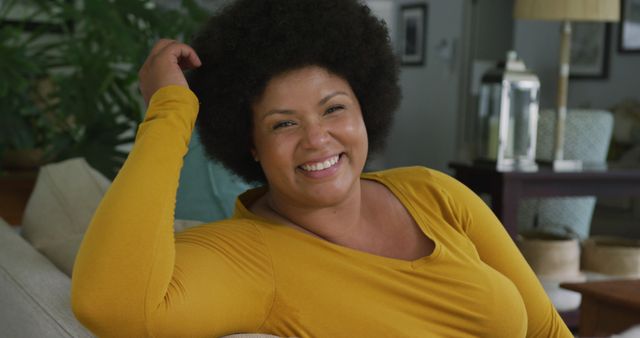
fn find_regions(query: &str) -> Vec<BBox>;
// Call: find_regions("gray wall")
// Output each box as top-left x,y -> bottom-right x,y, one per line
471,0 -> 514,61
515,21 -> 640,110
381,0 -> 515,171
459,0 -> 515,161
381,0 -> 467,172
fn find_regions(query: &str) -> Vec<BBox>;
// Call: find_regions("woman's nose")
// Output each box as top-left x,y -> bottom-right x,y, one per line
301,122 -> 330,149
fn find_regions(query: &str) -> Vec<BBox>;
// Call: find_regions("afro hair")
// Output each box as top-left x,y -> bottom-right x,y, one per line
189,0 -> 401,184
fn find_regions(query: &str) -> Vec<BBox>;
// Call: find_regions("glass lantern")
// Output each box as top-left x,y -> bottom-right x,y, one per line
476,51 -> 540,171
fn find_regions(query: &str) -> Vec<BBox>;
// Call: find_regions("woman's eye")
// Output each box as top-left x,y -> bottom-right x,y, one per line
273,120 -> 295,130
325,105 -> 345,115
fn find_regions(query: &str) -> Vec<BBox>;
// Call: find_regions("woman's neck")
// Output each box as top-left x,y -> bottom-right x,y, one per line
258,180 -> 370,245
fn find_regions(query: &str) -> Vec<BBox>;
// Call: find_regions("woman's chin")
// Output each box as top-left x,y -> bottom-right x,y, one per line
295,177 -> 360,208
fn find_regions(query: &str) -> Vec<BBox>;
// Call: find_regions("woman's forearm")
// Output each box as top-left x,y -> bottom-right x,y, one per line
71,86 -> 199,337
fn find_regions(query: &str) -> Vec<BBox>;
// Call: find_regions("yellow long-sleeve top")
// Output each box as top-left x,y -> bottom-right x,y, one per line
71,86 -> 572,338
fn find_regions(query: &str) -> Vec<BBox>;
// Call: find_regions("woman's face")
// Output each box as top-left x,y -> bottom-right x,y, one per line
252,66 -> 368,208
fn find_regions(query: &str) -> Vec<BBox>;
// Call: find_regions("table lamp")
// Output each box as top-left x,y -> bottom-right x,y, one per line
514,0 -> 619,170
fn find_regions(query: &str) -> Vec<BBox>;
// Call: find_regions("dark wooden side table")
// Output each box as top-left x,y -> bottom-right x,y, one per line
0,170 -> 38,225
561,279 -> 640,337
449,162 -> 640,238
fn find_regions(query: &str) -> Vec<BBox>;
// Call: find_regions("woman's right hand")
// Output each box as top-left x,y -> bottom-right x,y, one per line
138,39 -> 202,107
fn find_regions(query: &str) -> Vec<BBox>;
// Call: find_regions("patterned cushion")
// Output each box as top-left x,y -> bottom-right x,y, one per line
536,109 -> 613,162
519,110 -> 613,238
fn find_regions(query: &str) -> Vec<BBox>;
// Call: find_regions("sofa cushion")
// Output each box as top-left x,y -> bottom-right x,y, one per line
0,218 -> 93,337
21,158 -> 110,276
19,157 -> 212,276
176,131 -> 253,222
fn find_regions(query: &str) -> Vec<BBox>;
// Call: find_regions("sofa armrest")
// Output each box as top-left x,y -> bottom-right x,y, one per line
0,218 -> 93,338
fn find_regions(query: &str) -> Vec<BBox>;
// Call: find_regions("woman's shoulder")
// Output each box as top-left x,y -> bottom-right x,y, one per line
175,218 -> 268,249
364,166 -> 462,192
365,166 -> 476,228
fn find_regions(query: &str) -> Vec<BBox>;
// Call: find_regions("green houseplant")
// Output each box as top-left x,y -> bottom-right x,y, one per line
0,0 -> 208,178
0,2 -> 59,169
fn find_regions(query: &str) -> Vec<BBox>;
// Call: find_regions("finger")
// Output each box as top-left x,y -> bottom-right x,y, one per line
168,43 -> 202,70
149,39 -> 176,56
185,46 -> 202,68
178,50 -> 202,70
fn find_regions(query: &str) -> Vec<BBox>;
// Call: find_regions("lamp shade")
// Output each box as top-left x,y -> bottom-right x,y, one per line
514,0 -> 620,22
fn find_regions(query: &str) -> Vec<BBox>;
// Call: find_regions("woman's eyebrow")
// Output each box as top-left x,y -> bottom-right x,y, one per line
261,109 -> 295,121
318,91 -> 348,106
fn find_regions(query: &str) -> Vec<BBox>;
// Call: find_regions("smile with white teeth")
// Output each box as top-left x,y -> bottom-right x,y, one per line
300,154 -> 340,172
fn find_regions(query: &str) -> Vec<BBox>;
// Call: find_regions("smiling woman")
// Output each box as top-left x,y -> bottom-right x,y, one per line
251,67 -> 368,213
189,0 -> 400,185
70,0 -> 573,337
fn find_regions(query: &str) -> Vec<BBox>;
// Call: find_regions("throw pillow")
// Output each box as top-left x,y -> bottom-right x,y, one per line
176,130 -> 253,222
21,153 -> 231,277
21,158 -> 111,276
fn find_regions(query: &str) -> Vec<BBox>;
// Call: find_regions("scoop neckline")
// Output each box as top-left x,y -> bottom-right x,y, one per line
235,170 -> 442,269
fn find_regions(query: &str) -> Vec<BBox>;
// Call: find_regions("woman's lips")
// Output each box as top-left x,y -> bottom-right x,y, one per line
299,154 -> 341,172
297,153 -> 344,178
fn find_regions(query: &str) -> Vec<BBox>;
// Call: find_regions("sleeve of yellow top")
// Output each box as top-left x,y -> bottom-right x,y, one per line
71,85 -> 199,336
432,171 -> 573,338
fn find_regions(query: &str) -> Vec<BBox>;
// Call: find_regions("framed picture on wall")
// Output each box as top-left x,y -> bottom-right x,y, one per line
569,23 -> 610,79
399,4 -> 427,66
619,0 -> 640,52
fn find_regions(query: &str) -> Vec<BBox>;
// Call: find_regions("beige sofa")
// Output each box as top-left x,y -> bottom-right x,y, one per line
0,158 -> 279,337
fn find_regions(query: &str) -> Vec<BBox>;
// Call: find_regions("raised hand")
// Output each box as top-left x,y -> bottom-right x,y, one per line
138,39 -> 202,106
